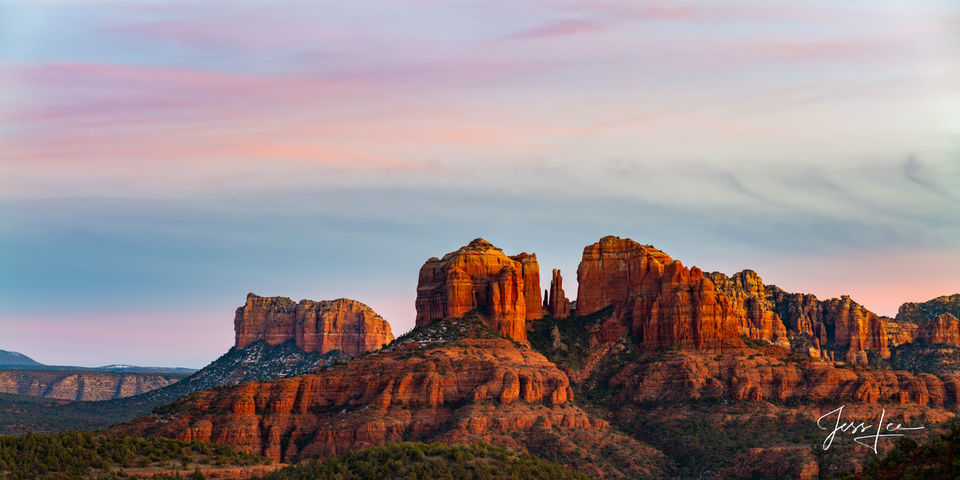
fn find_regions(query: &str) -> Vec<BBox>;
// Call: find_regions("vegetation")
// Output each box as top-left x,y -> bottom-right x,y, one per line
0,431 -> 266,480
887,342 -> 960,375
832,422 -> 960,480
250,442 -> 588,480
0,393 -> 153,435
527,307 -> 614,371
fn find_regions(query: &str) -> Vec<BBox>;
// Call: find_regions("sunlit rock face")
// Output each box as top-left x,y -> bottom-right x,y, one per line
234,294 -> 394,357
415,238 -> 541,344
576,236 -> 746,351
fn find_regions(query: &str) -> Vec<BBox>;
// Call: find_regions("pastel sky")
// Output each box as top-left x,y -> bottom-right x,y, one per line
1,0 -> 958,368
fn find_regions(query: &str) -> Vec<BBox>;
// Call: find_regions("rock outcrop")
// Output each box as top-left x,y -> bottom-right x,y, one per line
897,294 -> 960,324
919,313 -> 960,346
895,295 -> 960,347
415,239 -> 539,344
765,287 -> 889,364
706,270 -> 789,348
606,348 -> 960,408
510,252 -> 543,321
234,295 -> 394,357
0,370 -> 185,401
544,269 -> 571,319
576,236 -> 745,351
119,316 -> 665,478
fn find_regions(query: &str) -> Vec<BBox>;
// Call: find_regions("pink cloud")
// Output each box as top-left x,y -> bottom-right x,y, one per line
505,19 -> 606,40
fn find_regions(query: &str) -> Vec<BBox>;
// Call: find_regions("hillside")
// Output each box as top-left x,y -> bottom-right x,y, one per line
0,431 -> 268,480
251,442 -> 589,480
0,350 -> 41,367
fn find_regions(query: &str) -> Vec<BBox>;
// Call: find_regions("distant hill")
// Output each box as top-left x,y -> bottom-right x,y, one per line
0,349 -> 42,367
0,354 -> 196,375
93,364 -> 197,374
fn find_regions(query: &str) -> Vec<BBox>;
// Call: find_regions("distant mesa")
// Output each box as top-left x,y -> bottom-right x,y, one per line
414,238 -> 541,344
235,294 -> 395,357
0,370 -> 185,402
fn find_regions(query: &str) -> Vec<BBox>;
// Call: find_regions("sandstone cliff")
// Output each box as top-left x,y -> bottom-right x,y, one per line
234,295 -> 394,357
896,295 -> 960,347
0,370 -> 185,401
415,239 -> 540,344
576,236 -> 746,351
765,286 -> 890,363
706,270 -> 790,348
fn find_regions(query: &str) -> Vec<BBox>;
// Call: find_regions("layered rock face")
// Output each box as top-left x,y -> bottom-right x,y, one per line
511,252 -> 543,321
0,370 -> 185,401
607,348 -> 960,408
234,295 -> 394,357
765,287 -> 889,364
706,270 -> 789,348
919,313 -> 960,346
118,317 -> 665,478
415,239 -> 540,344
544,269 -> 571,319
576,236 -> 745,351
895,295 -> 960,347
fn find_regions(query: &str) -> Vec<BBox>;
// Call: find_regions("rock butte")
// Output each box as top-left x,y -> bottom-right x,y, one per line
234,294 -> 394,357
415,238 -> 540,344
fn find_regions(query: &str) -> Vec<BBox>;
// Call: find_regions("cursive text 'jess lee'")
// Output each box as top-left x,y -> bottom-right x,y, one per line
818,405 -> 924,454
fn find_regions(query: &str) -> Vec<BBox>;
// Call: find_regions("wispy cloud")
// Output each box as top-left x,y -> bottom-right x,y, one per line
504,19 -> 605,40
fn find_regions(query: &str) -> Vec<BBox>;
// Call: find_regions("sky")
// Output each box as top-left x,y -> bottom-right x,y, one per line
1,0 -> 958,368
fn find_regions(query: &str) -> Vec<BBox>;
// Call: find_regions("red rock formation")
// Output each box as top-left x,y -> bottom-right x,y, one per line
707,270 -> 789,348
606,349 -> 960,409
886,320 -> 919,347
920,313 -> 960,346
415,239 -> 538,344
510,253 -> 543,321
544,269 -> 571,319
766,287 -> 890,364
117,324 -> 666,478
896,294 -> 960,324
576,236 -> 744,351
234,295 -> 394,357
822,296 -> 890,364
